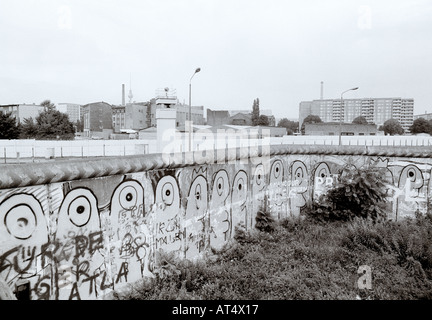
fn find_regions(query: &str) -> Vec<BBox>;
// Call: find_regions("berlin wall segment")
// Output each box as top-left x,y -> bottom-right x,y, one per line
0,145 -> 432,299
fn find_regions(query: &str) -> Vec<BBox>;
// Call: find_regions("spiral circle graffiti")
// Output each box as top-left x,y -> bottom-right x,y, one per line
271,160 -> 283,180
1,194 -> 43,240
67,195 -> 92,227
216,176 -> 225,196
118,185 -> 138,210
5,204 -> 37,240
160,182 -> 175,206
254,164 -> 265,187
316,163 -> 330,179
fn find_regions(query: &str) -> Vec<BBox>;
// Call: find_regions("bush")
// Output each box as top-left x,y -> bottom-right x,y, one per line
255,194 -> 275,232
341,217 -> 432,277
306,162 -> 389,222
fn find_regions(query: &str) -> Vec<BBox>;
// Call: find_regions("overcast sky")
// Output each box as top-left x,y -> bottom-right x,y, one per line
1,0 -> 431,120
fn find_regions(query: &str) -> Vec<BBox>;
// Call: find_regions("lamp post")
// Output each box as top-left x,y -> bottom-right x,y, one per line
338,87 -> 359,145
188,67 -> 201,151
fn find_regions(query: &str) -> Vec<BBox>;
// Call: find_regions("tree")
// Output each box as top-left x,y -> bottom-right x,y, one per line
0,112 -> 20,139
301,114 -> 322,135
19,117 -> 38,139
428,119 -> 432,135
257,114 -> 270,126
40,99 -> 56,112
409,118 -> 431,135
352,116 -> 368,125
75,119 -> 84,132
251,98 -> 260,126
34,101 -> 75,140
278,118 -> 299,135
380,119 -> 404,136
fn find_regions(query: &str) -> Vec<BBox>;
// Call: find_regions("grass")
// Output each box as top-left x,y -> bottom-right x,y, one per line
113,214 -> 432,300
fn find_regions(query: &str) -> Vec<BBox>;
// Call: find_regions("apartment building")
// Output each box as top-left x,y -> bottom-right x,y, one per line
299,97 -> 414,132
56,103 -> 81,123
81,101 -> 113,139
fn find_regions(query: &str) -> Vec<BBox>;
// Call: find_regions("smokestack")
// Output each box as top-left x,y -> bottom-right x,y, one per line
122,84 -> 125,105
320,81 -> 324,100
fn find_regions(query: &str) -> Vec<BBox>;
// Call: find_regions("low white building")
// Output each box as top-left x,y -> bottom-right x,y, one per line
0,103 -> 45,123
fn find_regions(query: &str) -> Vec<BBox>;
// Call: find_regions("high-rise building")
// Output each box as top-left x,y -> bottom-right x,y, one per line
57,103 -> 81,123
299,97 -> 414,132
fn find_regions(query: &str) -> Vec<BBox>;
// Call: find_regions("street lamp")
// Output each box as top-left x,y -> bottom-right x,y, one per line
188,67 -> 201,151
338,87 -> 359,145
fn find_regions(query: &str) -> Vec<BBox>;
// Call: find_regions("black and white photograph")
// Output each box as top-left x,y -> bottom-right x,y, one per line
0,0 -> 431,313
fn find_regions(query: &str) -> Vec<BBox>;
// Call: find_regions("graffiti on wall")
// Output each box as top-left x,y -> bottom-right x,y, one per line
208,169 -> 231,250
184,168 -> 208,260
1,152 -> 432,299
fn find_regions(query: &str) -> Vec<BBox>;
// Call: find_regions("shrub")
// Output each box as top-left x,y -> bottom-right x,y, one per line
152,249 -> 182,280
306,162 -> 389,222
255,194 -> 275,232
233,222 -> 256,244
341,216 -> 432,279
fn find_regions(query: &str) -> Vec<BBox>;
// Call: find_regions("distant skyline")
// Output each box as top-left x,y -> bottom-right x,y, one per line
1,0 -> 431,119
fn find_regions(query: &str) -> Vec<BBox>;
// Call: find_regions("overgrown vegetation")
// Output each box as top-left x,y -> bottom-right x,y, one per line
113,164 -> 432,300
305,162 -> 389,222
113,214 -> 432,300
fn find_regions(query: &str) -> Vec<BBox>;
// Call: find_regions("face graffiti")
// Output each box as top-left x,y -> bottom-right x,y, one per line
0,193 -> 48,299
231,170 -> 248,232
154,175 -> 182,252
185,174 -> 208,259
56,188 -> 104,300
109,180 -> 148,286
289,161 -> 308,216
209,169 -> 231,250
394,164 -> 427,219
398,165 -> 424,193
313,162 -> 332,201
268,160 -> 285,219
251,164 -> 266,228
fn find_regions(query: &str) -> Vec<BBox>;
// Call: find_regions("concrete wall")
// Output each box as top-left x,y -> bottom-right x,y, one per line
0,145 -> 431,299
0,139 -> 153,160
3,134 -> 432,161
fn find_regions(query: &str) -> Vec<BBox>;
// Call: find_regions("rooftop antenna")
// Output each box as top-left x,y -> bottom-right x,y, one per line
128,73 -> 133,103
